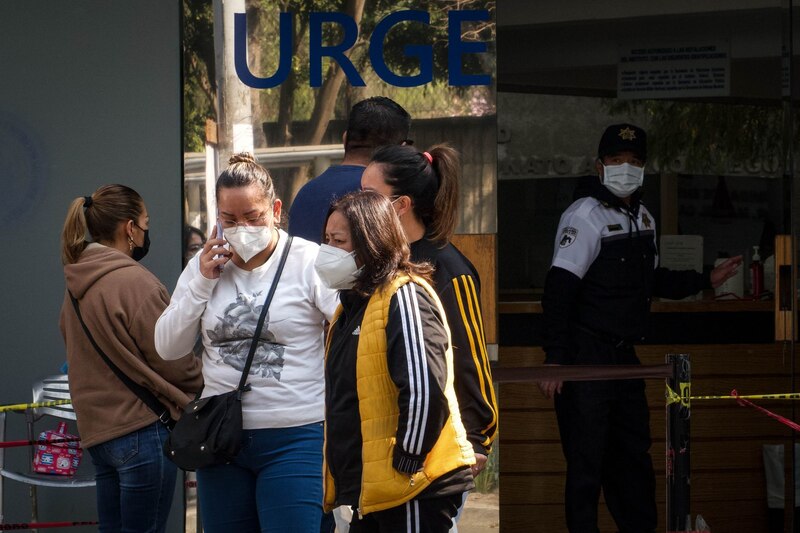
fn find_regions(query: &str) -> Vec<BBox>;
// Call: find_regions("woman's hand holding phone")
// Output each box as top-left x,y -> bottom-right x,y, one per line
199,222 -> 230,280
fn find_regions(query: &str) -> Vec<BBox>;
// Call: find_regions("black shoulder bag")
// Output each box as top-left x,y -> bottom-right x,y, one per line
70,293 -> 176,429
163,236 -> 293,471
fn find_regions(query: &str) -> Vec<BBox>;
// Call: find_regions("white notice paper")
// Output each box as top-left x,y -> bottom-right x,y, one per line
659,235 -> 704,301
618,43 -> 730,99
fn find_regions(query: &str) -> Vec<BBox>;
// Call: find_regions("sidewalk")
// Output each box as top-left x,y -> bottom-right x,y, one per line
458,491 -> 499,532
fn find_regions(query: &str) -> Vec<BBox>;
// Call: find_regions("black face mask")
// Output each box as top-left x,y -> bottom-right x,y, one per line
132,227 -> 150,262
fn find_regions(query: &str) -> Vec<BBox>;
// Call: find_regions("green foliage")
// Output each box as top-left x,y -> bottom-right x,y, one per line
355,0 -> 494,84
182,0 -> 496,150
606,99 -> 789,175
183,92 -> 208,153
183,0 -> 215,152
258,0 -> 495,135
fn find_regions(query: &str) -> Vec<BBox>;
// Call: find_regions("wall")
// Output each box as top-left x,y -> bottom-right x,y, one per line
0,1 -> 183,528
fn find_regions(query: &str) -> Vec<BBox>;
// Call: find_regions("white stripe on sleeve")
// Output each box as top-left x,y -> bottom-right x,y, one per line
396,284 -> 430,455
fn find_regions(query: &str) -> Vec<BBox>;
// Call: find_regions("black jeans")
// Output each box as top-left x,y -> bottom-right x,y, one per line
554,333 -> 657,533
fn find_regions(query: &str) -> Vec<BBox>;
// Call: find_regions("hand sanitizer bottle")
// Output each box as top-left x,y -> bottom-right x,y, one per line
750,245 -> 763,300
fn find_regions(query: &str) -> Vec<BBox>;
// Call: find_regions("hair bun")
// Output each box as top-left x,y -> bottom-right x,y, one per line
229,152 -> 257,165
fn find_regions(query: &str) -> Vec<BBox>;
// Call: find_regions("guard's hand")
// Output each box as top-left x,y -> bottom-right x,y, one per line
538,380 -> 563,399
538,364 -> 563,399
710,255 -> 743,288
199,225 -> 231,280
472,453 -> 488,477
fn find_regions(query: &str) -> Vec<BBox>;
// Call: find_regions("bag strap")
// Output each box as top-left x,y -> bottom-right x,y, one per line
69,293 -> 176,429
236,235 -> 293,396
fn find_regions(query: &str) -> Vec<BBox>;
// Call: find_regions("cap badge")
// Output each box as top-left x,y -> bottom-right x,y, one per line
618,127 -> 636,141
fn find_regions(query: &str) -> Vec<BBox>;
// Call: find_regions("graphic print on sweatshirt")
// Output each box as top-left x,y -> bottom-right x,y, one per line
206,285 -> 285,380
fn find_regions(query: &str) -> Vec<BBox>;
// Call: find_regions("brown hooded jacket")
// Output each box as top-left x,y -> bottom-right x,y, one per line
59,244 -> 202,448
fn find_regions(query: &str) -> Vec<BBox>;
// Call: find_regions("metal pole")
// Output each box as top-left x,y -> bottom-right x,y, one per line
25,409 -> 38,532
204,120 -> 218,238
666,353 -> 691,531
213,0 -> 254,166
781,3 -> 797,529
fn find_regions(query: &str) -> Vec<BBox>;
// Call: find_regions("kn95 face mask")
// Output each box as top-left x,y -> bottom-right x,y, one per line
223,226 -> 272,262
314,244 -> 362,290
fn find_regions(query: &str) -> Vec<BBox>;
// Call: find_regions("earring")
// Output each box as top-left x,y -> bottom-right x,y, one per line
128,236 -> 134,251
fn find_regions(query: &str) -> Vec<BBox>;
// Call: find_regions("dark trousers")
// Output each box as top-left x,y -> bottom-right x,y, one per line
554,335 -> 657,533
349,494 -> 462,533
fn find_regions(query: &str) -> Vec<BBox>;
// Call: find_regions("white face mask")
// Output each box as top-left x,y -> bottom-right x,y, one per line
223,226 -> 272,263
602,163 -> 645,198
314,244 -> 363,290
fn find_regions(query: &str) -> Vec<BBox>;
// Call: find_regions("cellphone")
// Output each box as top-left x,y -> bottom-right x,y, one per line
215,221 -> 226,271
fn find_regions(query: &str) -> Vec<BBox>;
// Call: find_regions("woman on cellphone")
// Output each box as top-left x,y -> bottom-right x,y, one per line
155,153 -> 338,532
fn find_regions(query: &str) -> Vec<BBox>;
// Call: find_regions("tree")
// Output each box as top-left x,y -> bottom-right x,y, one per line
607,99 -> 792,175
183,0 -> 216,152
304,0 -> 366,147
182,0 -> 496,152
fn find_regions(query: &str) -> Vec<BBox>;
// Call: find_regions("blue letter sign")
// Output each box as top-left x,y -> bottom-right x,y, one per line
448,10 -> 491,86
235,10 -> 491,89
234,12 -> 293,89
370,10 -> 433,88
309,12 -> 364,87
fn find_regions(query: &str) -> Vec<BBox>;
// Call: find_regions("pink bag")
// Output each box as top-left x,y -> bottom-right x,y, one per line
32,421 -> 82,475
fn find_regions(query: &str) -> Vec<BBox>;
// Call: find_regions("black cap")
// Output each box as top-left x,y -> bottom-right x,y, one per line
597,123 -> 647,162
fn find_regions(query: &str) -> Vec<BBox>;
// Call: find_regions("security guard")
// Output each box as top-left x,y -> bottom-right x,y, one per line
539,123 -> 741,533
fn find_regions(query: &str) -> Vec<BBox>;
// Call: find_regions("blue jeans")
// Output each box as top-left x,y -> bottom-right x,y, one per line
196,422 -> 324,533
88,421 -> 177,533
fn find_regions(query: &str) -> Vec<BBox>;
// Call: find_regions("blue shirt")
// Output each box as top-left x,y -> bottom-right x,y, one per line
288,165 -> 365,244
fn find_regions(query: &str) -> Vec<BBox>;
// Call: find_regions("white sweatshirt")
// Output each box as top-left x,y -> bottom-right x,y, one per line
155,230 -> 338,429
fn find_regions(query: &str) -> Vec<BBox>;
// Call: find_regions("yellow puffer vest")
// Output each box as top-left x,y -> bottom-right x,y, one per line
323,273 -> 475,515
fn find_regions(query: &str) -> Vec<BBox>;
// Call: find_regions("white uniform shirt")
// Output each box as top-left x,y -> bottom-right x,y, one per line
551,196 -> 659,279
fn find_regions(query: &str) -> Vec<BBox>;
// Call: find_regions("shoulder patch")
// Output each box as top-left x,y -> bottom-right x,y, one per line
559,226 -> 578,248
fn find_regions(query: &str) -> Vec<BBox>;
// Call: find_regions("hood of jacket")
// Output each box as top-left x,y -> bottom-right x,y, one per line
64,243 -> 144,299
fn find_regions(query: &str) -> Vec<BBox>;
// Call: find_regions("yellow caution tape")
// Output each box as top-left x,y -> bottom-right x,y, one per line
666,384 -> 681,406
0,399 -> 71,413
665,383 -> 692,407
680,382 -> 691,407
692,392 -> 800,401
665,385 -> 800,404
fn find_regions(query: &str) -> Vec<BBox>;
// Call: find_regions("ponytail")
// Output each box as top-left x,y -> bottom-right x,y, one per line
426,143 -> 460,243
60,197 -> 90,264
369,142 -> 462,245
60,185 -> 144,264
